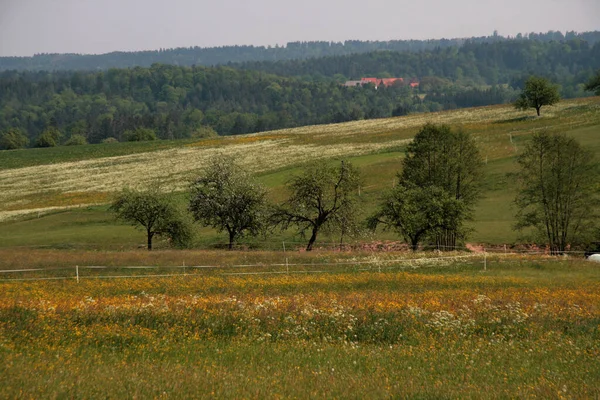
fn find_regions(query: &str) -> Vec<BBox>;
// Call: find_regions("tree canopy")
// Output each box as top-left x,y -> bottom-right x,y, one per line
273,160 -> 360,251
0,128 -> 29,150
111,186 -> 192,250
514,132 -> 598,254
368,183 -> 465,251
514,76 -> 560,116
188,155 -> 269,249
394,123 -> 483,249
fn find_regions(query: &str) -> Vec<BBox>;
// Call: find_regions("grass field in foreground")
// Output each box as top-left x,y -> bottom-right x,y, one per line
0,255 -> 598,398
1,97 -> 599,247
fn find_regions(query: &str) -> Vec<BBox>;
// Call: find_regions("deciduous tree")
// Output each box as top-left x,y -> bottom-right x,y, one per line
0,128 -> 29,150
514,76 -> 560,116
35,127 -> 62,148
111,186 -> 192,250
189,155 -> 268,249
514,132 -> 598,254
273,160 -> 360,251
368,183 -> 466,251
398,123 -> 483,250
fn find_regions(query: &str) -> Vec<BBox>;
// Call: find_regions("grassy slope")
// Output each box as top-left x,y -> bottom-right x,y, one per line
1,98 -> 599,248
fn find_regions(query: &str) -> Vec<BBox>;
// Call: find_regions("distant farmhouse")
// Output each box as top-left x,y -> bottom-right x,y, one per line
343,77 -> 419,89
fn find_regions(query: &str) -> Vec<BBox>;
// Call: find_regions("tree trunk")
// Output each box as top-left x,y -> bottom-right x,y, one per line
536,106 -> 541,117
410,239 -> 419,252
228,230 -> 235,250
147,230 -> 153,251
306,227 -> 318,251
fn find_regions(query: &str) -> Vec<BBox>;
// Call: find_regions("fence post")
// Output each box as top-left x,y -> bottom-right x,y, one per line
76,265 -> 79,283
183,260 -> 186,276
483,252 -> 487,272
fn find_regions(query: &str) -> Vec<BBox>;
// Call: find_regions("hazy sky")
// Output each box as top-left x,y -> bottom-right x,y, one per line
0,0 -> 598,56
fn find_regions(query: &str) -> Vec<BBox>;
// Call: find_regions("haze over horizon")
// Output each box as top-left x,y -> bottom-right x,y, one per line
0,0 -> 599,57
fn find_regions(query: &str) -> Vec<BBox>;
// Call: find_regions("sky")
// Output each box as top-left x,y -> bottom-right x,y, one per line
0,0 -> 598,56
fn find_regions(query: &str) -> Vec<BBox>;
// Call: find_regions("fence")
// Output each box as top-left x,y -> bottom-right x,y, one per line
0,248 -> 590,283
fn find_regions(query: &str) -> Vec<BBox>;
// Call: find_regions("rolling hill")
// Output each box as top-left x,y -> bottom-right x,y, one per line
1,97 -> 599,248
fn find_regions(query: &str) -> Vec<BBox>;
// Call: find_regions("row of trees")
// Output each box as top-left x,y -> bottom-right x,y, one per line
113,124 -> 598,253
2,30 -> 598,71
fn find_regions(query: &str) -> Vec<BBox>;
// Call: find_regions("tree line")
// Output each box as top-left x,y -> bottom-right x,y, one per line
2,64 -> 598,150
235,39 -> 600,96
0,64 -> 516,147
2,30 -> 598,72
112,123 -> 598,254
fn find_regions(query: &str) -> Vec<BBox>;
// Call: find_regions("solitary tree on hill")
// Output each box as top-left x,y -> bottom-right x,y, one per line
514,76 -> 560,116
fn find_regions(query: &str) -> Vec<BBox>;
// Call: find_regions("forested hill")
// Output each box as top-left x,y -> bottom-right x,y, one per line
0,66 -> 428,143
1,30 -> 599,71
236,39 -> 600,96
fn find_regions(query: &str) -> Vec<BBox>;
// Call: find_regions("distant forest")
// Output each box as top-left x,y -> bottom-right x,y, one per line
1,32 -> 599,146
1,30 -> 599,71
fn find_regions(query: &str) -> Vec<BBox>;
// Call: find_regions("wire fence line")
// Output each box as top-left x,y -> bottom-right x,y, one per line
0,251 -> 583,283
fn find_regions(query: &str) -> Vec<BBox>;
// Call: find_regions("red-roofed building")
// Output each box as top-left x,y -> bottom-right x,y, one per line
380,78 -> 404,87
360,77 -> 381,86
342,77 -> 419,89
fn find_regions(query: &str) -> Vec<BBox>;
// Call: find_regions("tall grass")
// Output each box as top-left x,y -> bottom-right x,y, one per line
0,258 -> 598,398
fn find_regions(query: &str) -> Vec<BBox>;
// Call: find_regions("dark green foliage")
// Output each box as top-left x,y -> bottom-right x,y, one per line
394,124 -> 483,249
584,70 -> 600,95
1,30 -> 598,71
0,128 -> 29,150
110,186 -> 193,250
514,132 -> 598,254
514,76 -> 560,116
273,161 -> 360,251
35,127 -> 62,148
368,184 -> 466,251
64,134 -> 88,146
189,155 -> 269,249
237,39 -> 600,91
124,128 -> 157,142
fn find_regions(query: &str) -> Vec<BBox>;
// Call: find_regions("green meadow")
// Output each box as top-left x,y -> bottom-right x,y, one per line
1,98 -> 599,249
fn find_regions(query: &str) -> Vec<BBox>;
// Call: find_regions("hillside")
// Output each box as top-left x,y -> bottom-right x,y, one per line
2,30 -> 598,71
1,98 -> 599,248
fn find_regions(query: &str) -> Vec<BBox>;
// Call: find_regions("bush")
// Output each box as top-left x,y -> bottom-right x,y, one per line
64,134 -> 88,146
35,127 -> 62,148
0,128 -> 29,150
191,126 -> 218,139
124,128 -> 157,142
102,137 -> 119,144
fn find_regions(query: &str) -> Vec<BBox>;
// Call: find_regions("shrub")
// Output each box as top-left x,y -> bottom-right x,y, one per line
64,134 -> 88,146
0,128 -> 29,150
35,127 -> 62,148
124,128 -> 157,142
